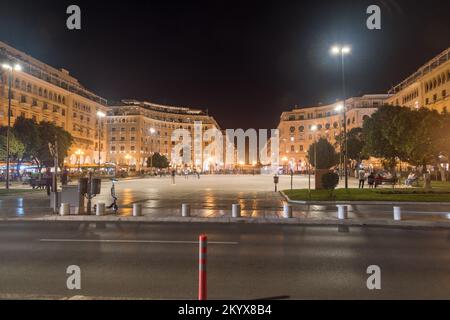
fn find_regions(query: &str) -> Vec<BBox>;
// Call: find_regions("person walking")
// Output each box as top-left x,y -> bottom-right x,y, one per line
44,168 -> 52,196
171,169 -> 176,185
367,172 -> 375,189
358,169 -> 366,189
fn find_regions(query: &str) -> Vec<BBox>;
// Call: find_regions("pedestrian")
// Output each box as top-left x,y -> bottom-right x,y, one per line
171,169 -> 176,185
358,169 -> 366,189
184,169 -> 189,180
44,168 -> 52,196
367,172 -> 375,189
374,173 -> 382,188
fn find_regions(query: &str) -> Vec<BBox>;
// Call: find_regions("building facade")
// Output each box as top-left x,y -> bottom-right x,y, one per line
278,95 -> 390,171
106,100 -> 221,171
0,41 -> 109,168
387,47 -> 450,112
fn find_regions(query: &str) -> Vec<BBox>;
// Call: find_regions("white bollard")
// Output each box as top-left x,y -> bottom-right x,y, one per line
182,204 -> 191,217
393,207 -> 402,221
283,204 -> 293,218
232,204 -> 241,218
133,203 -> 142,217
60,203 -> 70,216
96,203 -> 106,216
337,205 -> 348,220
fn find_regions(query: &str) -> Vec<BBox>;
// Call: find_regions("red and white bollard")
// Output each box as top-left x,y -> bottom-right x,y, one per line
199,234 -> 207,300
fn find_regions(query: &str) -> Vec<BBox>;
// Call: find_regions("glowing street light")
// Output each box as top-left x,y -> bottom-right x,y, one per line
2,62 -> 21,190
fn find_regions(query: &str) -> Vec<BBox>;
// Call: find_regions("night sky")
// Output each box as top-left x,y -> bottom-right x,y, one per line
1,0 -> 449,129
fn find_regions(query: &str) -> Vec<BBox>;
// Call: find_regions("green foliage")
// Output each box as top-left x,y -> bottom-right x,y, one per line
0,130 -> 25,162
147,153 -> 170,169
307,137 -> 339,169
321,172 -> 339,190
362,105 -> 408,171
363,105 -> 448,173
37,121 -> 73,168
2,117 -> 73,170
12,116 -> 41,162
335,127 -> 368,161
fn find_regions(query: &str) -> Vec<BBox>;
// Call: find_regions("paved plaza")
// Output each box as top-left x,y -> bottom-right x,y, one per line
1,175 -> 449,224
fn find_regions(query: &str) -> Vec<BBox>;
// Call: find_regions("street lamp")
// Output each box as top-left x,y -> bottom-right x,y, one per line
75,149 -> 84,173
96,111 -> 106,171
331,45 -> 351,189
2,63 -> 22,190
149,127 -> 156,169
335,104 -> 344,179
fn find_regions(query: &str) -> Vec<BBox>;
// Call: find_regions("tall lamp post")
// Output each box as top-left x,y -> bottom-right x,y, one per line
331,45 -> 351,189
2,63 -> 22,190
96,111 -> 106,172
149,127 -> 156,169
335,104 -> 344,180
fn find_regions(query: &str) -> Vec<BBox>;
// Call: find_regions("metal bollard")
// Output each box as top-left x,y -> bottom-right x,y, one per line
182,204 -> 191,217
96,203 -> 106,216
283,204 -> 293,218
133,203 -> 142,217
198,235 -> 207,300
232,204 -> 241,218
337,205 -> 348,220
60,203 -> 70,216
393,206 -> 402,221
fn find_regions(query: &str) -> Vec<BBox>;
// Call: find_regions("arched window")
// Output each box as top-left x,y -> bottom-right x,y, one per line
333,122 -> 338,128
38,88 -> 42,96
325,123 -> 330,130
290,126 -> 295,133
299,126 -> 304,132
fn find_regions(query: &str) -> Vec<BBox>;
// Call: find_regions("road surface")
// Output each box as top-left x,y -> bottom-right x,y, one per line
0,222 -> 449,299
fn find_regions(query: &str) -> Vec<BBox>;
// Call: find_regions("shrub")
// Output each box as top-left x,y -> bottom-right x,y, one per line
322,172 -> 339,190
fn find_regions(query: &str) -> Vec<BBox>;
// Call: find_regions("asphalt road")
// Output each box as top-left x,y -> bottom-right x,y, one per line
0,222 -> 449,300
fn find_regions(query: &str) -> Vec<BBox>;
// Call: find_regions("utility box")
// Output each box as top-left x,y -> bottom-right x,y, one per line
90,178 -> 101,195
78,178 -> 88,195
61,185 -> 85,214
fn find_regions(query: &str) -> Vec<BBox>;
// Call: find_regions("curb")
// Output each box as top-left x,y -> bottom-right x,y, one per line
3,214 -> 450,230
279,191 -> 450,206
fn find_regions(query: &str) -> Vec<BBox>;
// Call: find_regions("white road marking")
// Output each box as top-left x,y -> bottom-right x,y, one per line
39,239 -> 239,245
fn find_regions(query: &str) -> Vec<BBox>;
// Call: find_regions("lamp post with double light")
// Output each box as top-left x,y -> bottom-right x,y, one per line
331,45 -> 351,189
2,63 -> 22,190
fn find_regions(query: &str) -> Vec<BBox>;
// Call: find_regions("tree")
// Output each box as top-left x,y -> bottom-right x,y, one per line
0,130 -> 25,164
308,137 -> 339,169
12,116 -> 41,172
362,105 -> 409,174
147,153 -> 170,169
400,108 -> 442,172
335,127 -> 368,162
35,121 -> 73,171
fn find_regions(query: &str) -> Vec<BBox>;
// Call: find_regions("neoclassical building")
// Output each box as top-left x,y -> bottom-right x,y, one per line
106,100 -> 221,171
278,95 -> 391,171
387,47 -> 450,112
0,41 -> 109,168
